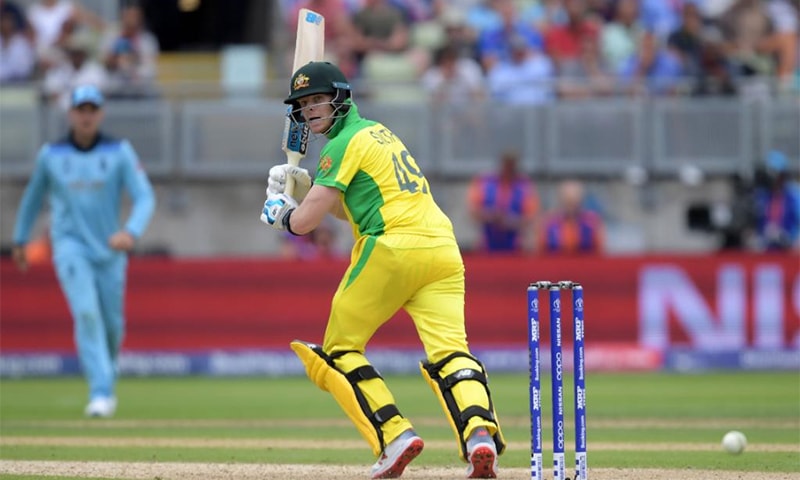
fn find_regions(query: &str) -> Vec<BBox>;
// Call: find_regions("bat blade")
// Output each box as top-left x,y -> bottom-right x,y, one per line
281,8 -> 325,197
293,9 -> 325,72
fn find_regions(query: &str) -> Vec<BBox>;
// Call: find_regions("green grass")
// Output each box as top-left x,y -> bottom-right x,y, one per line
1,372 -> 798,475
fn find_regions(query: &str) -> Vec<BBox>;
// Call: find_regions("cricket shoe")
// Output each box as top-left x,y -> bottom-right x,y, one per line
84,396 -> 117,418
466,427 -> 498,478
370,429 -> 424,479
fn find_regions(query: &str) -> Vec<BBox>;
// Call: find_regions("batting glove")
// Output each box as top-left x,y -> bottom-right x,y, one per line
260,192 -> 299,231
267,164 -> 311,201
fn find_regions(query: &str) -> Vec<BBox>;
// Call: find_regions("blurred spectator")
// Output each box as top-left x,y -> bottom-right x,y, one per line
615,0 -> 693,95
0,2 -> 35,83
465,0 -> 503,38
26,0 -> 105,70
619,28 -> 686,95
753,150 -> 800,251
0,0 -> 28,35
717,0 -> 798,88
585,0 -> 614,22
280,216 -> 345,260
341,0 -> 426,78
389,0 -> 435,23
486,35 -> 555,104
667,3 -> 705,76
421,42 -> 485,105
667,3 -> 736,95
468,150 -> 540,253
639,0 -> 683,42
439,0 -> 483,11
42,29 -> 108,109
538,179 -> 604,254
27,0 -> 75,66
763,0 -> 798,87
543,0 -> 601,81
668,2 -> 737,95
559,32 -> 616,98
600,0 -> 643,76
521,0 -> 568,31
476,0 -> 544,72
697,36 -> 738,95
99,2 -> 159,98
439,6 -> 479,61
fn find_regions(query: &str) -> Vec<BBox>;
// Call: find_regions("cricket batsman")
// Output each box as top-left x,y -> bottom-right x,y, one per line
261,61 -> 506,478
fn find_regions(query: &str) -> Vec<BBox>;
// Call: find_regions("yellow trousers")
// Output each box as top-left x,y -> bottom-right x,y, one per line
321,234 -> 498,451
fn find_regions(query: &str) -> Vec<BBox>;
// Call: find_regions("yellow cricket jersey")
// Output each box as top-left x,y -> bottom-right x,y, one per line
314,101 -> 456,243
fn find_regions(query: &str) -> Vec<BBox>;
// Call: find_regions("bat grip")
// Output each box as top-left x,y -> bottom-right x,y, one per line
283,153 -> 302,198
285,176 -> 296,198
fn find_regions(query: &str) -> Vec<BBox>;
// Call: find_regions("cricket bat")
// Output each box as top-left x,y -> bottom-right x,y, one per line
282,8 -> 325,198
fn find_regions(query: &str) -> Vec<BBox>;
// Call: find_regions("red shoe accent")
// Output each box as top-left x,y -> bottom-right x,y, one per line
372,438 -> 424,479
467,444 -> 497,479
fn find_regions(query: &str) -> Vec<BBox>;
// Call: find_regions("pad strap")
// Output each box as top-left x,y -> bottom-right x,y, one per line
442,368 -> 488,389
291,341 -> 408,455
421,352 -> 505,459
332,350 -> 402,450
460,405 -> 496,424
345,365 -> 382,383
373,404 -> 401,424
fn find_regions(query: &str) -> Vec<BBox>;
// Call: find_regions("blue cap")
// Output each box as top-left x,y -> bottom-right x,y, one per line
70,85 -> 104,108
766,150 -> 787,172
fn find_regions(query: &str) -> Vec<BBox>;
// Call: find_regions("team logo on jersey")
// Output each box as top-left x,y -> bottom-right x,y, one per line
293,73 -> 310,91
319,155 -> 332,173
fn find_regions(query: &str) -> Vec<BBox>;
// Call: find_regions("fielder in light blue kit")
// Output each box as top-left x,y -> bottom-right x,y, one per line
11,85 -> 156,418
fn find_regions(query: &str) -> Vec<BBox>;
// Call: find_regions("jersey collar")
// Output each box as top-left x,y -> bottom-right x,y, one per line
66,131 -> 105,152
326,99 -> 360,139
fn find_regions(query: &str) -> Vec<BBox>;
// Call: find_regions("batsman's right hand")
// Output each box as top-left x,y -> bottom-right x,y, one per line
267,164 -> 311,201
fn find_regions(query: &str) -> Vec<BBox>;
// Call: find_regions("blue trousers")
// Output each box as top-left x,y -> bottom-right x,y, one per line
54,253 -> 127,400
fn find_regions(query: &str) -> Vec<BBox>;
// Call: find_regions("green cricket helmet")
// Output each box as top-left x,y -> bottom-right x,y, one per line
284,61 -> 352,122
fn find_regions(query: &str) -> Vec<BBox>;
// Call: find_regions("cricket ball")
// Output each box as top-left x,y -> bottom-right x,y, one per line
721,430 -> 747,455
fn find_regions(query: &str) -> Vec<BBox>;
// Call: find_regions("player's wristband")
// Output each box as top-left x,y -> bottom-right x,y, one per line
283,208 -> 301,236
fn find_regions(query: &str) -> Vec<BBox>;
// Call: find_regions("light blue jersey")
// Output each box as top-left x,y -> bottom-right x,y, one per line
12,132 -> 155,403
13,134 -> 155,261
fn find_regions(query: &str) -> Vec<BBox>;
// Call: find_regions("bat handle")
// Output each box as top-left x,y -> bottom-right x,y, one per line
284,153 -> 302,199
285,177 -> 296,198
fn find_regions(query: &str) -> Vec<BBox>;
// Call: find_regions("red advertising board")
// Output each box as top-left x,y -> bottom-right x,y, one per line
1,253 -> 797,353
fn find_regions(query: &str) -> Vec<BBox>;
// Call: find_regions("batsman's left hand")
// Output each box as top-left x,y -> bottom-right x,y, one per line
260,192 -> 298,230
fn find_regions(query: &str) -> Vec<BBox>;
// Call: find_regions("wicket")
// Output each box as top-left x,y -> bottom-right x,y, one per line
527,281 -> 587,480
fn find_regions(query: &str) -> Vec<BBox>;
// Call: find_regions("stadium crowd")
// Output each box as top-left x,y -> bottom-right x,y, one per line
283,0 -> 798,102
1,0 -> 798,104
0,0 -> 158,108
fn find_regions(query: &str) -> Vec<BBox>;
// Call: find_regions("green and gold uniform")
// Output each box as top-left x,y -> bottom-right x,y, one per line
290,100 -> 505,461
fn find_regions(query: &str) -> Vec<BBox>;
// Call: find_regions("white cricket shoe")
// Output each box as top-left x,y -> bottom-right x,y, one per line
370,429 -> 424,479
466,427 -> 498,478
84,396 -> 117,418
